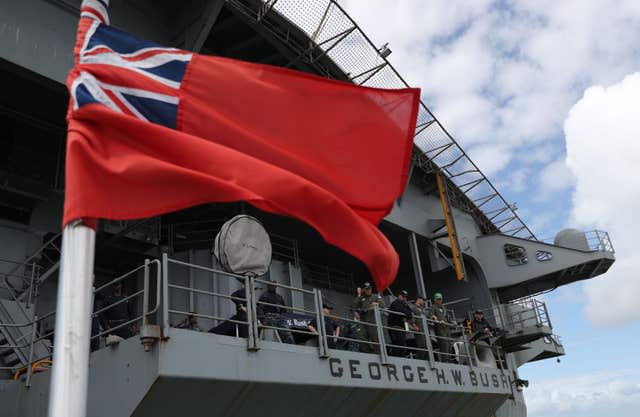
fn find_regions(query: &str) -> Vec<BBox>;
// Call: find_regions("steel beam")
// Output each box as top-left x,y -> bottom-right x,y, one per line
187,0 -> 225,52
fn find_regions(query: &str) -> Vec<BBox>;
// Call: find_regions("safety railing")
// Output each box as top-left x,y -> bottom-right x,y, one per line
90,259 -> 161,345
322,310 -> 385,358
473,297 -> 551,335
544,334 -> 563,347
3,256 -> 509,386
228,0 -> 536,239
163,256 -> 254,345
507,297 -> 551,330
161,255 -> 507,371
253,277 -> 324,353
0,259 -> 41,311
0,260 -> 160,387
585,230 -> 614,253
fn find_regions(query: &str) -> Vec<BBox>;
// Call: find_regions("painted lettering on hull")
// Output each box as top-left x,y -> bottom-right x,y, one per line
327,358 -> 512,393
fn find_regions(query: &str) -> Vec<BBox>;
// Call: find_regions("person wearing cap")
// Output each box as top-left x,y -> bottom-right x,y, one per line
387,290 -> 413,357
352,282 -> 382,353
471,309 -> 493,338
428,292 -> 453,362
308,303 -> 341,348
409,294 -> 427,359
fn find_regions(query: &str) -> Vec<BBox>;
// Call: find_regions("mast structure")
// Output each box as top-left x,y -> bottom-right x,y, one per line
47,222 -> 96,417
48,2 -> 107,415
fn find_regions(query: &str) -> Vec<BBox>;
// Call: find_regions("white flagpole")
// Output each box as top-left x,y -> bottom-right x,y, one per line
48,2 -> 106,415
47,221 -> 96,417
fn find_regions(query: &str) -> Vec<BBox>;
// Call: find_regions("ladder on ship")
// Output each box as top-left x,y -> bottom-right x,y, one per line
0,233 -> 61,370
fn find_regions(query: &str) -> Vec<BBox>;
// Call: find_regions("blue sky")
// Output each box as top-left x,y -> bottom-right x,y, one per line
339,1 -> 640,415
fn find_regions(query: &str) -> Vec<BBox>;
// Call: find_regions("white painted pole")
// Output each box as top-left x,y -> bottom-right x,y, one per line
48,221 -> 96,417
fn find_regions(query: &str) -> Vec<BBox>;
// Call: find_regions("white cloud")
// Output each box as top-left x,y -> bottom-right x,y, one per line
526,369 -> 640,417
339,2 -> 640,327
564,72 -> 640,326
537,158 -> 576,198
340,0 -> 640,186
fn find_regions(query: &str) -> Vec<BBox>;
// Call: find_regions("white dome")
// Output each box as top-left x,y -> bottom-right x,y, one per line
554,228 -> 589,251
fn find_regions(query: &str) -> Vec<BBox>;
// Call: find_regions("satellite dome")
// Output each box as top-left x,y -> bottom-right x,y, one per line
554,228 -> 589,251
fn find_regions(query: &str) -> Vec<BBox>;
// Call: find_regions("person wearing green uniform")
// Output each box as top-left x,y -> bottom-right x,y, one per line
428,292 -> 453,362
352,282 -> 382,353
409,294 -> 427,359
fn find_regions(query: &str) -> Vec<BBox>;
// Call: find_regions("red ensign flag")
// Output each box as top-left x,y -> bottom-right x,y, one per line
65,4 -> 420,290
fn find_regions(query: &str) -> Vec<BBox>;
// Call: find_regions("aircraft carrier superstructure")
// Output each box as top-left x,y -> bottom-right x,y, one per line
0,1 -> 615,416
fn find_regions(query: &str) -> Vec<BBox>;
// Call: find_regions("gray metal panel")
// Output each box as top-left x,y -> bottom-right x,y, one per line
0,0 -> 77,84
0,0 -> 223,85
0,380 -> 20,417
476,234 -> 615,290
159,329 -> 513,396
133,378 -> 508,417
85,337 -> 159,417
0,335 -> 158,417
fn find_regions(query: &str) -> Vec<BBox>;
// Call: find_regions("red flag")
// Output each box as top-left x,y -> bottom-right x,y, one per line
65,11 -> 420,290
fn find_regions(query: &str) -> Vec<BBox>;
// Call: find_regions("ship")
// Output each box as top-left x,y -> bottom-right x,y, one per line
0,1 -> 615,416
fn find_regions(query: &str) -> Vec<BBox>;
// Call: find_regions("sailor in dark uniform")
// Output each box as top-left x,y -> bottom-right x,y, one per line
387,290 -> 413,357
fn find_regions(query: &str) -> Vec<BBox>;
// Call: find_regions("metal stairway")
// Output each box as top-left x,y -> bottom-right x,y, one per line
1,233 -> 61,304
0,300 -> 32,370
0,233 -> 60,372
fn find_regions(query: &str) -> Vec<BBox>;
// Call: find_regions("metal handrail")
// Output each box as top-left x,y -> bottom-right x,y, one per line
162,256 -> 507,371
229,0 -> 536,239
2,260 -> 160,379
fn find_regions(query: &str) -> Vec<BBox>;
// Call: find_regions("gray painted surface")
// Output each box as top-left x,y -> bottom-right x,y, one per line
476,234 -> 614,290
160,329 -> 514,396
515,337 -> 565,367
0,0 -> 226,85
134,378 -> 508,417
0,0 -> 77,84
1,336 -> 158,417
0,2 -> 618,417
1,329 -> 513,417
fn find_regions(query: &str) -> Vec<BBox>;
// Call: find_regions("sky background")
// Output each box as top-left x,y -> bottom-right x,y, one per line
339,1 -> 640,416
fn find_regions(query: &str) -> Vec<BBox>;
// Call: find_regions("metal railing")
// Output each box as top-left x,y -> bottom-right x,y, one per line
544,334 -> 563,347
162,255 -> 507,370
508,297 -> 551,330
228,0 -> 536,239
475,297 -> 551,333
585,230 -> 614,253
2,256 -> 510,387
0,260 -> 160,387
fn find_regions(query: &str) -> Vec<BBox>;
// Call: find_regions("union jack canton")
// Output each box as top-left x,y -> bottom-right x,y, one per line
70,0 -> 192,129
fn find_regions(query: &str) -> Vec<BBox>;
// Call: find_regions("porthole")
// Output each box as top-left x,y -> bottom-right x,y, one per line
504,244 -> 528,266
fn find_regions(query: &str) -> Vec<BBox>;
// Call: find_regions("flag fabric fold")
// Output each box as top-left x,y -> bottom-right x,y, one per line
65,1 -> 420,290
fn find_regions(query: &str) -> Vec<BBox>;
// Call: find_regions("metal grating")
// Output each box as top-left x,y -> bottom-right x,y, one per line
228,0 -> 536,239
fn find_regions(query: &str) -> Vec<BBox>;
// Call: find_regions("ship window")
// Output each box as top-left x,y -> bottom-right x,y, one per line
536,250 -> 553,262
504,244 -> 528,266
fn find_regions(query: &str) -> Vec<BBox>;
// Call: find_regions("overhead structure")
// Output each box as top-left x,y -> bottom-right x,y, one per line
228,0 -> 536,240
435,172 -> 466,281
